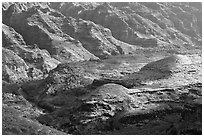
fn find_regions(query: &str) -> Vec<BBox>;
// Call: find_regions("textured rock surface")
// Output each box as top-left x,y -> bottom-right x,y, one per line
2,47 -> 28,82
2,2 -> 202,135
52,2 -> 201,48
37,83 -> 137,134
2,23 -> 60,79
126,54 -> 202,87
36,82 -> 202,134
63,17 -> 137,59
109,83 -> 202,135
2,99 -> 66,135
3,3 -> 98,61
2,80 -> 66,135
20,53 -> 201,134
20,63 -> 93,112
2,2 -> 138,60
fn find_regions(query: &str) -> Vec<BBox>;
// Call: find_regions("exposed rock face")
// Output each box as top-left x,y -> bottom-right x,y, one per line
2,23 -> 60,78
2,23 -> 26,48
3,4 -> 98,61
2,2 -> 202,135
2,2 -> 201,61
140,55 -> 192,73
37,83 -> 138,134
6,54 -> 202,135
2,48 -> 28,82
109,83 -> 202,135
52,2 -> 201,48
64,17 -> 137,59
2,85 -> 66,135
93,54 -> 201,88
124,54 -> 202,87
2,75 -> 66,135
20,56 -> 202,134
21,63 -> 93,111
2,104 -> 66,135
2,2 -> 138,60
36,82 -> 202,134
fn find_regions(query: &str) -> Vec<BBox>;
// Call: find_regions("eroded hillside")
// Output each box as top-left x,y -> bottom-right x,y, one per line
2,2 -> 202,135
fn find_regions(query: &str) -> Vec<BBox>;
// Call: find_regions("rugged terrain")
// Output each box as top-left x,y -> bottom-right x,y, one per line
2,2 -> 202,135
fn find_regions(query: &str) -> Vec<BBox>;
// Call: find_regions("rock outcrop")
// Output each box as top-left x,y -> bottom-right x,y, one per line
63,17 -> 137,59
136,54 -> 192,80
36,82 -> 202,134
2,23 -> 60,79
2,47 -> 28,82
140,54 -> 192,73
37,83 -> 138,134
2,2 -> 202,135
19,56 -> 202,134
93,54 -> 201,88
108,83 -> 202,135
3,4 -> 98,61
52,2 -> 201,48
20,63 -> 93,112
2,76 -> 66,135
2,104 -> 66,135
2,3 -> 138,60
2,86 -> 66,135
128,54 -> 202,87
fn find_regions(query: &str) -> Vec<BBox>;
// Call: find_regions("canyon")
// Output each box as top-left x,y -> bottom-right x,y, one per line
2,2 -> 202,135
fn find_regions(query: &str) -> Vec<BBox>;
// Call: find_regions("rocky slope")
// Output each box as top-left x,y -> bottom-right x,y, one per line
2,23 -> 60,81
18,53 -> 201,134
2,2 -> 139,60
2,47 -> 28,82
50,2 -> 201,48
2,81 -> 66,135
2,2 -> 202,135
18,56 -> 201,134
3,5 -> 98,61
